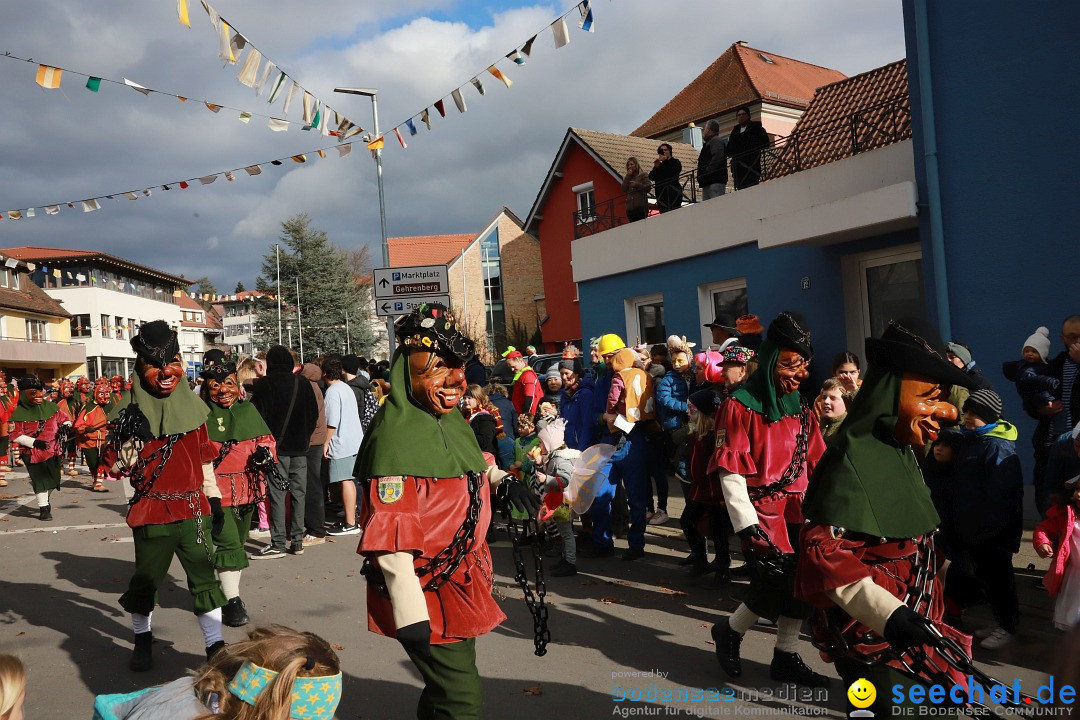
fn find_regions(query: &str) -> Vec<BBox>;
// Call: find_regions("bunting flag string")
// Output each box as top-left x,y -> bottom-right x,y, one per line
0,140 -> 356,223
365,1 -> 596,151
189,1 -> 362,139
1,51 -> 348,136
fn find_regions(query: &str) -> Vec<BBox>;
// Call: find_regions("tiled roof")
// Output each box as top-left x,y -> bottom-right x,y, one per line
177,294 -> 203,310
632,43 -> 846,139
768,59 -> 910,179
1,245 -> 191,287
388,234 -> 474,267
0,270 -> 71,318
571,128 -> 699,179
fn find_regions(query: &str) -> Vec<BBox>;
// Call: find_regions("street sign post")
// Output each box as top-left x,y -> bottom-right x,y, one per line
375,294 -> 452,318
373,265 -> 449,299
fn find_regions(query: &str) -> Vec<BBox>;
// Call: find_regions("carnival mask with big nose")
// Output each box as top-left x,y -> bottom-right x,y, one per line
77,377 -> 91,393
60,380 -> 74,398
895,372 -> 957,446
409,350 -> 466,416
139,354 -> 184,398
94,383 -> 113,405
774,348 -> 810,395
208,375 -> 240,408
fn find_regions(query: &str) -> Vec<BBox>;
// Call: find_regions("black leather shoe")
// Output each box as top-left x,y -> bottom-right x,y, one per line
622,547 -> 645,562
678,552 -> 707,567
129,632 -> 153,672
711,618 -> 742,678
222,597 -> 249,627
39,505 -> 52,521
770,650 -> 831,687
206,640 -> 226,661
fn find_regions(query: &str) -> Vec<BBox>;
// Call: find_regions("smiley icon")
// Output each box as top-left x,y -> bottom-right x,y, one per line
847,678 -> 876,709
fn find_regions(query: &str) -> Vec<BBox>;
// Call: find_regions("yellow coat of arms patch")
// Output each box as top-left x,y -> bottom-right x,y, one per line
377,476 -> 405,504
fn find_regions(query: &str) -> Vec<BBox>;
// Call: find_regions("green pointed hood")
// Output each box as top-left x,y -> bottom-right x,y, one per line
11,396 -> 60,422
204,398 -> 271,442
354,348 -> 486,479
801,365 -> 940,538
730,338 -> 803,422
107,374 -> 208,437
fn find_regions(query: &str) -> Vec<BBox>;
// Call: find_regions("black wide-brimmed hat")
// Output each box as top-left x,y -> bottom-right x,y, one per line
131,320 -> 180,365
865,318 -> 978,389
200,348 -> 235,381
395,303 -> 475,363
17,374 -> 43,391
767,311 -> 813,359
703,312 -> 738,334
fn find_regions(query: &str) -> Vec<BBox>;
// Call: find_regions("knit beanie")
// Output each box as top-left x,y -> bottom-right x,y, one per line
1023,327 -> 1051,363
947,342 -> 972,367
963,388 -> 1003,424
688,389 -> 719,414
544,366 -> 561,382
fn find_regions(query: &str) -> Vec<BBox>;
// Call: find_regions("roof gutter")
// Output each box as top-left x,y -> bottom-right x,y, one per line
913,0 -> 951,340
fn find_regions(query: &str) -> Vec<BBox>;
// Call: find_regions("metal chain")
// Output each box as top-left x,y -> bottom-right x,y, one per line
416,472 -> 482,590
501,485 -> 551,657
747,401 -> 811,501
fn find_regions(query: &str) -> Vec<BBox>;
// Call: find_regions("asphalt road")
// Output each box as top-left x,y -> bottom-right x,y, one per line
0,465 -> 1067,719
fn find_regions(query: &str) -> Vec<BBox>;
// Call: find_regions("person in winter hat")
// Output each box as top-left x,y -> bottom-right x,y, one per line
530,418 -> 581,576
1002,326 -> 1059,417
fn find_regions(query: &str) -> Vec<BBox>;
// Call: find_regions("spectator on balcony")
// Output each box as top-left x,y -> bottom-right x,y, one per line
649,143 -> 683,213
727,106 -> 770,190
697,120 -> 729,200
621,157 -> 652,222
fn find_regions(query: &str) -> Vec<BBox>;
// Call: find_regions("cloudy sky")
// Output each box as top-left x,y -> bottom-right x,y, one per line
0,0 -> 906,292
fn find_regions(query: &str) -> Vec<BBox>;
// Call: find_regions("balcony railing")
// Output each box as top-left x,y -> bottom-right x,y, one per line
573,94 -> 911,239
0,335 -> 87,364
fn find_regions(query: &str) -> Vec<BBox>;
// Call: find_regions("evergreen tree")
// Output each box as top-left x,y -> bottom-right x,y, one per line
234,281 -> 246,293
253,213 -> 376,359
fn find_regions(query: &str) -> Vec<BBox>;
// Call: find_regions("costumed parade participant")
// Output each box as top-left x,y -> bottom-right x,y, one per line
355,304 -> 539,720
73,378 -> 115,492
795,319 -> 1012,715
199,349 -> 276,628
0,372 -> 16,483
11,375 -> 72,521
709,311 -> 829,687
55,378 -> 82,477
102,320 -> 227,672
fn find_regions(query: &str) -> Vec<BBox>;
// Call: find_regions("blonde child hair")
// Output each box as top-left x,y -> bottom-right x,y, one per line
0,655 -> 26,720
689,403 -> 715,440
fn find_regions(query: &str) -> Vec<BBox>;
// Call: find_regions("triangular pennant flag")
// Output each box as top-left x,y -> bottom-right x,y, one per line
471,77 -> 486,96
551,18 -> 570,48
82,199 -> 101,213
204,102 -> 221,113
7,211 -> 21,220
488,66 -> 512,88
405,118 -> 417,136
68,202 -> 75,209
336,118 -> 354,139
86,77 -> 101,92
44,205 -> 59,215
177,0 -> 191,27
302,91 -> 315,124
200,175 -> 218,184
255,62 -> 276,96
236,48 -> 262,87
270,160 -> 283,165
142,188 -> 152,197
507,50 -> 526,66
201,0 -> 220,30
35,65 -> 63,89
230,32 -> 247,53
178,96 -> 187,102
420,109 -> 431,129
244,165 -> 262,175
394,127 -> 407,149
124,78 -> 151,95
336,144 -> 352,158
238,111 -> 252,123
26,208 -> 35,218
179,181 -> 189,189
267,117 -> 289,132
343,125 -> 363,139
316,149 -> 326,158
267,71 -> 287,102
434,99 -> 445,117
52,268 -> 61,277
451,88 -> 467,113
578,0 -> 594,31
366,136 -> 384,151
218,20 -> 235,63
123,192 -> 139,200
522,35 -> 536,56
224,171 -> 235,181
282,82 -> 299,115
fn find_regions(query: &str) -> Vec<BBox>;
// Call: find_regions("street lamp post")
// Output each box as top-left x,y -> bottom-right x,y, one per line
333,86 -> 395,359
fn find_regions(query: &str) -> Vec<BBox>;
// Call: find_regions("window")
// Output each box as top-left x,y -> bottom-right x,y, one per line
115,316 -> 126,340
572,181 -> 596,223
71,314 -> 92,338
25,319 -> 47,342
841,244 -> 924,350
624,293 -> 666,346
100,314 -> 110,338
10,271 -> 18,290
697,278 -> 748,348
0,269 -> 8,288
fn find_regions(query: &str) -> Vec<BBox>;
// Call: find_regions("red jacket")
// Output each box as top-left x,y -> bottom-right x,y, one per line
12,408 -> 72,464
1034,502 -> 1077,597
511,368 -> 541,416
210,434 -> 276,507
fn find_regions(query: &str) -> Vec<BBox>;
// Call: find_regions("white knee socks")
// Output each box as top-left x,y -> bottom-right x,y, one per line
728,603 -> 758,636
132,613 -> 152,635
197,608 -> 223,647
775,616 -> 803,653
35,491 -> 49,508
218,570 -> 241,600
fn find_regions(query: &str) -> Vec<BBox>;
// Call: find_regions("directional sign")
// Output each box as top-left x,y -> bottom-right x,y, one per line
375,294 -> 452,318
373,265 -> 449,299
